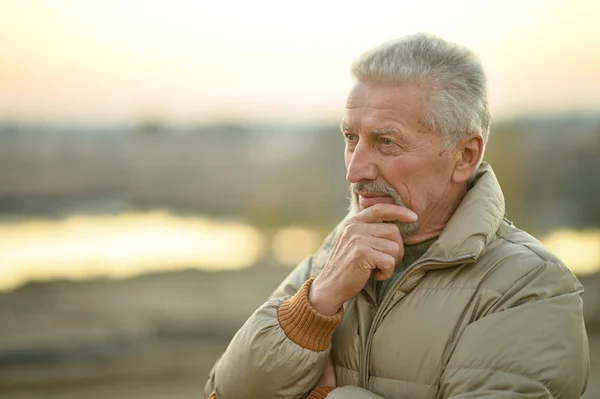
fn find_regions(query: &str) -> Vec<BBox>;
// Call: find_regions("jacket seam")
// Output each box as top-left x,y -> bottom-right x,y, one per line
368,374 -> 439,388
499,260 -> 580,302
482,262 -> 546,311
334,365 -> 438,389
444,366 -> 552,394
494,234 -> 547,264
335,364 -> 358,372
494,234 -> 576,287
414,286 -> 503,296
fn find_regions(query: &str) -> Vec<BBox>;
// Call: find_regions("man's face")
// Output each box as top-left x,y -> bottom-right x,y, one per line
343,81 -> 457,238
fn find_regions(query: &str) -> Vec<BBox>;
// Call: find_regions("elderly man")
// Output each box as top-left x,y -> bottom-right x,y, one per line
204,33 -> 589,398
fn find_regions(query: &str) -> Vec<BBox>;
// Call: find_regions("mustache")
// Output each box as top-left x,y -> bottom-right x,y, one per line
350,181 -> 406,207
349,181 -> 416,237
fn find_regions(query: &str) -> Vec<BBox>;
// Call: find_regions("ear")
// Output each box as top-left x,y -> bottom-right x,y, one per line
452,133 -> 484,184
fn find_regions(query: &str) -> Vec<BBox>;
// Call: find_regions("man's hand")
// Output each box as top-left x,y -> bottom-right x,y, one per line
315,355 -> 336,388
309,203 -> 416,316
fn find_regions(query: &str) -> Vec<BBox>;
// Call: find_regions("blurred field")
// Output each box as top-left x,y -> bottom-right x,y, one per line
0,267 -> 599,399
0,266 -> 285,398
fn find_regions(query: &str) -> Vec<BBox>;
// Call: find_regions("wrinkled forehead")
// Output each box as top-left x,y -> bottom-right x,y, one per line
343,81 -> 433,134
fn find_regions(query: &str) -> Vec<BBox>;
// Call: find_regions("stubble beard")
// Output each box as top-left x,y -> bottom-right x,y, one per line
349,181 -> 418,238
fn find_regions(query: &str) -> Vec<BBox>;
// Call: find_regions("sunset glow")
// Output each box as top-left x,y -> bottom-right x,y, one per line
1,0 -> 599,124
542,229 -> 600,276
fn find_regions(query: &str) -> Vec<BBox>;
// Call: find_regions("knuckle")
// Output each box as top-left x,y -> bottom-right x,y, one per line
382,240 -> 396,254
388,223 -> 400,234
387,256 -> 397,267
383,223 -> 397,237
372,203 -> 385,213
345,222 -> 360,235
353,242 -> 368,256
341,224 -> 355,240
349,234 -> 362,246
358,206 -> 372,219
397,246 -> 405,257
342,219 -> 354,230
381,255 -> 395,269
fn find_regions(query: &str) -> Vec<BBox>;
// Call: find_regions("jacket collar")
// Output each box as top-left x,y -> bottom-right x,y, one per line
422,162 -> 505,265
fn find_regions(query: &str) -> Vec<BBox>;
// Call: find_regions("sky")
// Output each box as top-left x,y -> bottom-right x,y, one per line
1,0 -> 599,124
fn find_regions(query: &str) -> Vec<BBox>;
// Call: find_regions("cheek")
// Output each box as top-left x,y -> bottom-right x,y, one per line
379,158 -> 414,193
384,156 -> 449,202
421,158 -> 455,196
434,151 -> 455,173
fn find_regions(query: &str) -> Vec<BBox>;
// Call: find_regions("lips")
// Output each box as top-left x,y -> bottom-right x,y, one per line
358,193 -> 394,208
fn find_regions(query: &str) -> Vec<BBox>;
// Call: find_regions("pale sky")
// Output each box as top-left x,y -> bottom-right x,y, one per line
0,0 -> 599,124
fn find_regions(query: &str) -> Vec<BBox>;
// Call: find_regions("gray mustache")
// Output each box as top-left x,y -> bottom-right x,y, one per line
350,182 -> 405,207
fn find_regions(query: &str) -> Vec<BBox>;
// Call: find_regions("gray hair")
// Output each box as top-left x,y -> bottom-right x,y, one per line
351,33 -> 491,149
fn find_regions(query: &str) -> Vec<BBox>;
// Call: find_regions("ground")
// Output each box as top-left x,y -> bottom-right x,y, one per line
1,267 -> 598,398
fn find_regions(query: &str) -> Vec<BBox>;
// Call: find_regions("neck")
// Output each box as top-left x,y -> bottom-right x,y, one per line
403,182 -> 468,246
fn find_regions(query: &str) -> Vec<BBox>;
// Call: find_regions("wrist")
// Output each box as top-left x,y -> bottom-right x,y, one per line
278,279 -> 344,351
309,278 -> 342,316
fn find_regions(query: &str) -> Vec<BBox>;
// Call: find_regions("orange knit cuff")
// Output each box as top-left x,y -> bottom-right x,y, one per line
211,386 -> 334,399
277,278 -> 344,351
308,386 -> 335,399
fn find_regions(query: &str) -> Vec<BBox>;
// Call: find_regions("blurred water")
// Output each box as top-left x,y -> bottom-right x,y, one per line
0,211 -> 328,291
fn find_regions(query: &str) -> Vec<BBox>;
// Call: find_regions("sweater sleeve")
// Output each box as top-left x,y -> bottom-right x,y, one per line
307,386 -> 336,399
278,278 -> 343,351
209,385 -> 335,399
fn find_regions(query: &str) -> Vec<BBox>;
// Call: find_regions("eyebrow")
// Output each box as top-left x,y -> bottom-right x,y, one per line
371,128 -> 401,135
340,124 -> 404,137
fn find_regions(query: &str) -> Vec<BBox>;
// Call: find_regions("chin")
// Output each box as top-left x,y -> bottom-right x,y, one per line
395,221 -> 418,238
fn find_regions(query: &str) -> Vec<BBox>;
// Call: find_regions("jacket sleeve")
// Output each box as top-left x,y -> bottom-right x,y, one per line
203,255 -> 344,399
439,261 -> 590,398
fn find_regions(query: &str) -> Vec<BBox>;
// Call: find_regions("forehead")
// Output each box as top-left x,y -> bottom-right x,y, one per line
344,81 -> 430,129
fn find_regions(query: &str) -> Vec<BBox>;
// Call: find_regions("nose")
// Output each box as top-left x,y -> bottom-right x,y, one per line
345,142 -> 378,183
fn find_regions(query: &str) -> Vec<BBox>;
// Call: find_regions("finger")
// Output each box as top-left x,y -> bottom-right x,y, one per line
369,223 -> 404,247
356,222 -> 402,241
370,250 -> 396,281
373,269 -> 393,281
341,219 -> 400,242
382,225 -> 404,260
366,237 -> 402,265
355,203 -> 418,225
341,222 -> 404,257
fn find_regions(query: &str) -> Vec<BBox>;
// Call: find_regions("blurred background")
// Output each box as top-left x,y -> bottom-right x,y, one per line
1,0 -> 599,398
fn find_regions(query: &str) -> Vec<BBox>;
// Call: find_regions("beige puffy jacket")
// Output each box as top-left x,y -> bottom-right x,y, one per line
205,163 -> 589,398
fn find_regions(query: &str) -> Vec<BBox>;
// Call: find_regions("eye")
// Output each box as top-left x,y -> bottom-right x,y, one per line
380,137 -> 393,145
344,133 -> 357,141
